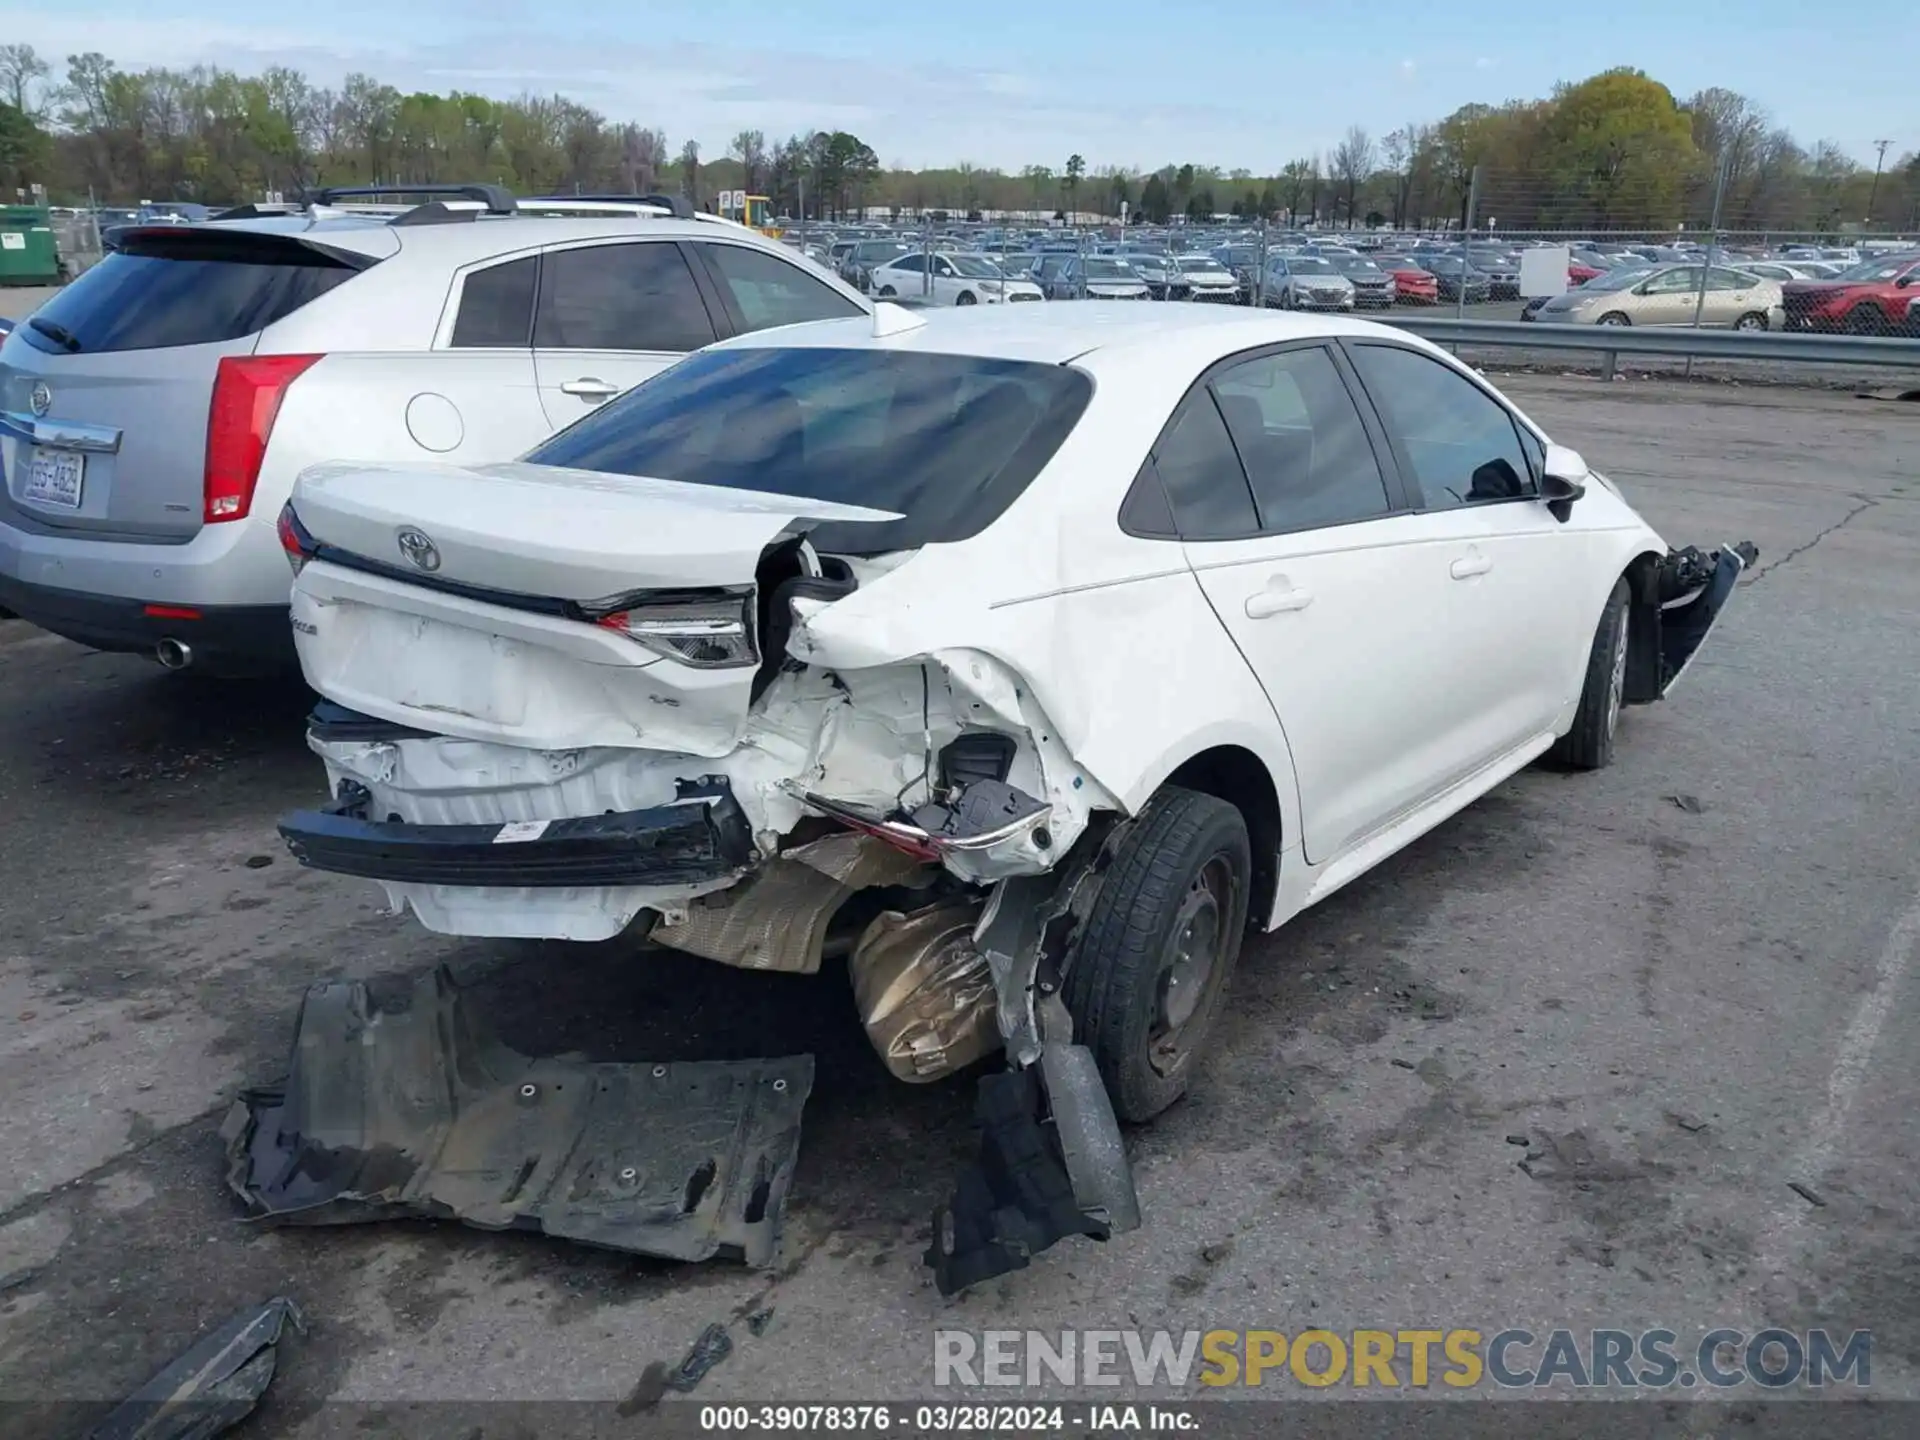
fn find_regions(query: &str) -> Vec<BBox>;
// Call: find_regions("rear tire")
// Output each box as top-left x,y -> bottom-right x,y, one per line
1550,578 -> 1630,771
1735,311 -> 1768,331
1063,787 -> 1251,1123
878,286 -> 896,298
1846,305 -> 1882,336
955,290 -> 977,306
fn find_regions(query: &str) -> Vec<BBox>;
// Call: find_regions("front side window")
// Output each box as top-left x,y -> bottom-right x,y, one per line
533,242 -> 715,352
1348,345 -> 1534,511
1211,348 -> 1390,532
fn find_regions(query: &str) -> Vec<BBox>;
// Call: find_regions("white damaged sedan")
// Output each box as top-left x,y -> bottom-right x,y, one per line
274,302 -> 1752,1289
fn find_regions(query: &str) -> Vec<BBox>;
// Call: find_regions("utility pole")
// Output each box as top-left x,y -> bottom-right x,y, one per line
1865,140 -> 1891,228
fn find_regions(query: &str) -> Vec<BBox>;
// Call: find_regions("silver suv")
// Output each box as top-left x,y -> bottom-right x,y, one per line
0,186 -> 869,675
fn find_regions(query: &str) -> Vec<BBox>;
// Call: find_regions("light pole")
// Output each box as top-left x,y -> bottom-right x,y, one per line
1865,140 -> 1891,228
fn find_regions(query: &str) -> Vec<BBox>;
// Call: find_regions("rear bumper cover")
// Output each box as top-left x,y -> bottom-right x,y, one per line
0,570 -> 294,671
278,777 -> 756,888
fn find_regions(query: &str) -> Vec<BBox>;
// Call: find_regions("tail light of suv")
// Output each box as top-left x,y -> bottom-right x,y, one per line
204,354 -> 322,523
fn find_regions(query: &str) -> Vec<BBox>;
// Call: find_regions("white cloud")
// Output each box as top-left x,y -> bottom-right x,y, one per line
1474,56 -> 1496,70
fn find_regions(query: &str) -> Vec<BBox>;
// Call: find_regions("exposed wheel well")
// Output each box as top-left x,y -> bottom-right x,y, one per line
1162,746 -> 1281,931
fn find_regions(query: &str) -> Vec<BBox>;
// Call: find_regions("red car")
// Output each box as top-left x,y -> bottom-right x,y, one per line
1567,261 -> 1606,284
1780,253 -> 1920,334
1372,254 -> 1439,304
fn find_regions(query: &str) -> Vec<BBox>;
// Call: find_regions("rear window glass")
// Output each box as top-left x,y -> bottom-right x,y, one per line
525,346 -> 1092,555
18,243 -> 358,355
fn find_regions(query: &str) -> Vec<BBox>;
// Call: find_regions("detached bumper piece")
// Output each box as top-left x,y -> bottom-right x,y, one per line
1653,540 -> 1756,698
926,1045 -> 1140,1296
277,777 -> 754,888
222,966 -> 812,1268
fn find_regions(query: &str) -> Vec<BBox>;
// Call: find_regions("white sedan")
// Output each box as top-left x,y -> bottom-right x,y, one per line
274,303 -> 1752,1291
867,250 -> 1044,305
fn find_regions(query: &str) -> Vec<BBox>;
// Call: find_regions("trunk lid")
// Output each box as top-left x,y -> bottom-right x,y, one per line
0,227 -> 371,542
287,460 -> 901,754
291,460 -> 899,601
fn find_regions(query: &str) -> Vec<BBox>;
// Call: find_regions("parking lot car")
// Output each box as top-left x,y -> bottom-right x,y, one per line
1370,254 -> 1440,305
1531,263 -> 1782,329
1045,256 -> 1151,300
1167,254 -> 1240,303
840,239 -> 915,292
867,250 -> 1043,305
273,302 -> 1752,1286
1779,252 -> 1920,335
1260,255 -> 1355,311
1415,254 -> 1492,304
1325,254 -> 1397,309
0,187 -> 871,674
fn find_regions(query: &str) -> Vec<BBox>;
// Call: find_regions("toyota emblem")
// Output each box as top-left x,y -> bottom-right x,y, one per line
28,381 -> 51,417
396,528 -> 441,573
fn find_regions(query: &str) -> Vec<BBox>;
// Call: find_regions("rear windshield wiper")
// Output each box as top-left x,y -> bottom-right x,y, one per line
29,318 -> 82,353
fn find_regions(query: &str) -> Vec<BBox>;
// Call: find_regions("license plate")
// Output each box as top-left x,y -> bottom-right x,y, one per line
23,449 -> 84,509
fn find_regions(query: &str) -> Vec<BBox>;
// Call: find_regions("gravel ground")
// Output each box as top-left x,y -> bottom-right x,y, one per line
0,377 -> 1917,1438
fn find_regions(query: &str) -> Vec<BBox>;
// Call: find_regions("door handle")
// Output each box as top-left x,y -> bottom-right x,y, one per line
1449,554 -> 1492,580
1244,584 -> 1313,618
559,378 -> 620,399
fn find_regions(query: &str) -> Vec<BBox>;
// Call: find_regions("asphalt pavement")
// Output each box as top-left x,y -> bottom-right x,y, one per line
0,377 -> 1917,1435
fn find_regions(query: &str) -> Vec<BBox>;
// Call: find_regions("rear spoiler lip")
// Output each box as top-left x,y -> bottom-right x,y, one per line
104,224 -> 387,271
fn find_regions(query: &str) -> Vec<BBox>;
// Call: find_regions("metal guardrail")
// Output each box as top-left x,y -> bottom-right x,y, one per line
1378,315 -> 1920,368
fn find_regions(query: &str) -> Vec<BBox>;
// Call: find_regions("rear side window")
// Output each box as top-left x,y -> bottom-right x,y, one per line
451,256 -> 537,347
1211,348 -> 1390,532
1148,393 -> 1259,541
698,244 -> 862,332
533,242 -> 716,352
524,346 -> 1091,555
17,243 -> 357,355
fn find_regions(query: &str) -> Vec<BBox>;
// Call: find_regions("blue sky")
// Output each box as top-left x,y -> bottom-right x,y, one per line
2,0 -> 1911,172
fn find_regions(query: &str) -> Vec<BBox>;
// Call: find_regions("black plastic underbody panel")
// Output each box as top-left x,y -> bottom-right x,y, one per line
221,966 -> 812,1267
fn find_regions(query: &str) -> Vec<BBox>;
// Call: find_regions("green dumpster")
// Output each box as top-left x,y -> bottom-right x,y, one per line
0,205 -> 61,286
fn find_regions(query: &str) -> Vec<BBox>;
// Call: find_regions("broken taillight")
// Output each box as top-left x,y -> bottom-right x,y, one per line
277,501 -> 315,576
584,588 -> 759,668
204,354 -> 322,523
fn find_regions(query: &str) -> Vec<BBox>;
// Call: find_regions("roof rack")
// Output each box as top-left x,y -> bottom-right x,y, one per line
522,192 -> 696,220
301,184 -> 518,215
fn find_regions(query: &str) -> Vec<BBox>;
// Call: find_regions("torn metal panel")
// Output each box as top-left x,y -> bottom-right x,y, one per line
88,1296 -> 304,1440
222,966 -> 811,1268
850,896 -> 998,1082
653,830 -> 930,973
925,1057 -> 1121,1296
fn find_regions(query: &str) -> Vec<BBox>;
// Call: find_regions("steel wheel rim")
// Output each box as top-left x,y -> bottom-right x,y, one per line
1149,855 -> 1233,1077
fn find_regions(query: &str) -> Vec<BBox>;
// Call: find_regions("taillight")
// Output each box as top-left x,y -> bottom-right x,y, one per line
582,588 -> 759,668
204,354 -> 321,524
277,501 -> 315,575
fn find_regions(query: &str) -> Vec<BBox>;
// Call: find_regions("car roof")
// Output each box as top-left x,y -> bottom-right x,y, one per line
165,211 -> 781,266
705,300 -> 1411,366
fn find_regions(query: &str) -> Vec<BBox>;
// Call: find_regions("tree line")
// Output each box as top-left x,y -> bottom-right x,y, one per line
0,46 -> 1913,236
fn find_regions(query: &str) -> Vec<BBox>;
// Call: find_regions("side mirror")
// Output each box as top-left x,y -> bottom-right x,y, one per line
1540,443 -> 1588,522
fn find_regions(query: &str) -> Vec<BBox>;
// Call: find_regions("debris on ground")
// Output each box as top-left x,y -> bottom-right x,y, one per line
1505,1135 -> 1530,1147
745,1307 -> 776,1337
1389,1057 -> 1417,1070
88,1296 -> 304,1440
1667,1111 -> 1711,1134
666,1323 -> 734,1393
1668,793 -> 1707,814
1199,1240 -> 1234,1265
1787,1181 -> 1827,1208
222,965 -> 812,1267
926,1052 -> 1138,1296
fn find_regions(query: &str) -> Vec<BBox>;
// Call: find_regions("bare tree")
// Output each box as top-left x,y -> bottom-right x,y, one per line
1331,125 -> 1374,224
678,138 -> 700,203
0,43 -> 50,117
620,124 -> 667,193
729,129 -> 766,192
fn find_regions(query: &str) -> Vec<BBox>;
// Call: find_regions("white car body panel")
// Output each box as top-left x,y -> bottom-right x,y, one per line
285,306 -> 1702,947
